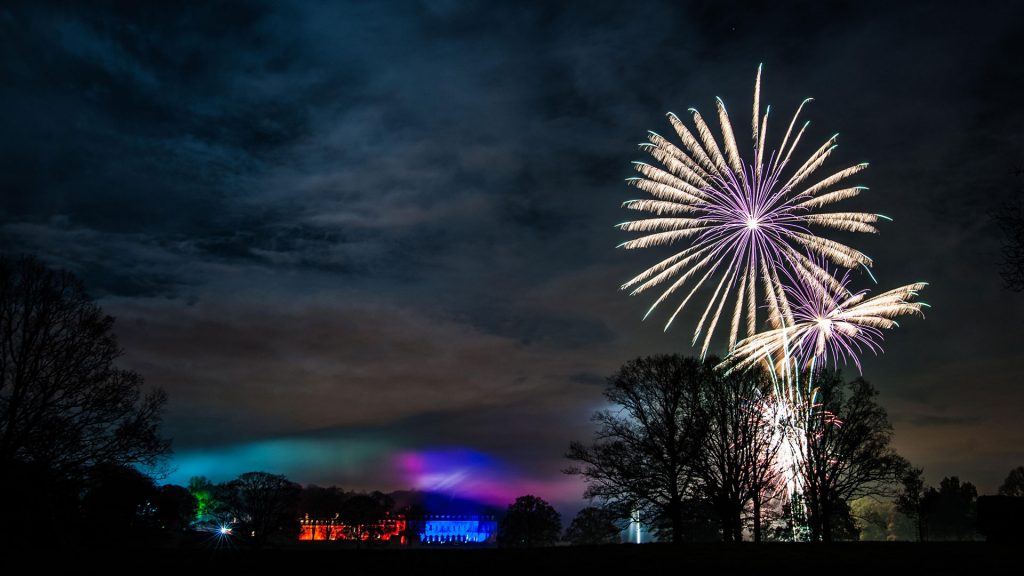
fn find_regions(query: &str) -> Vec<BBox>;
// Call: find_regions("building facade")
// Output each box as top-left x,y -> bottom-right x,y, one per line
297,513 -> 496,545
298,513 -> 406,543
410,514 -> 497,544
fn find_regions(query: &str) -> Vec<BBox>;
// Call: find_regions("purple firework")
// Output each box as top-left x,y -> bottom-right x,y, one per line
723,262 -> 928,373
618,66 -> 882,356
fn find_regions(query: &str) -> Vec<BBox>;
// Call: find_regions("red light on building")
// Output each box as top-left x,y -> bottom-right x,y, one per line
298,514 -> 406,542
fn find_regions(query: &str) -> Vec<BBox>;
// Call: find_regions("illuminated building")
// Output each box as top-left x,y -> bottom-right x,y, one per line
297,513 -> 497,545
298,513 -> 406,543
410,515 -> 497,545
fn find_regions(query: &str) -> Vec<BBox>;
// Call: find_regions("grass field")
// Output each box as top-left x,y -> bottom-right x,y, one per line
23,542 -> 1016,573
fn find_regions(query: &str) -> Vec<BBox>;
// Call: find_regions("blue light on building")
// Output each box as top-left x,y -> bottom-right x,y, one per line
415,514 -> 497,545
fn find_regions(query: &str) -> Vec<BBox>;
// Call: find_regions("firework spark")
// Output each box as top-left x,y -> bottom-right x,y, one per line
619,66 -> 882,356
615,68 -> 929,538
722,270 -> 927,374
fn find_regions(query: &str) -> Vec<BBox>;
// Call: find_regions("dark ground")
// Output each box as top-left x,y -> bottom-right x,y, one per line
10,543 -> 1016,574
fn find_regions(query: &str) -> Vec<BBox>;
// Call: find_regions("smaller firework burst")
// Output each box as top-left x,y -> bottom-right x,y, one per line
721,265 -> 927,374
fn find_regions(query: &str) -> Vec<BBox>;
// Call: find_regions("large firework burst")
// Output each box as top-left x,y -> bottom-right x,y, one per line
619,66 -> 883,356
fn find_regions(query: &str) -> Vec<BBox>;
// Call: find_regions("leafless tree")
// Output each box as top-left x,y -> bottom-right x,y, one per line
497,495 -> 562,547
998,465 -> 1024,497
0,255 -> 169,476
995,165 -> 1024,290
221,471 -> 302,547
695,366 -> 783,542
565,354 -> 709,543
795,372 -> 905,542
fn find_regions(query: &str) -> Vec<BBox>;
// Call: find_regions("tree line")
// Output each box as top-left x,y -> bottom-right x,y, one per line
565,354 -> 1019,543
3,255 -> 1022,546
0,256 -> 171,546
0,255 -> 570,548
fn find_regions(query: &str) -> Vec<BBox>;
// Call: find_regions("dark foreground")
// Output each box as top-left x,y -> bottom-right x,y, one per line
9,543 -> 1015,574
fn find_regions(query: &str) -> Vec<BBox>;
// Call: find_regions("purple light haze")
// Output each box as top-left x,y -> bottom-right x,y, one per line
394,448 -> 584,508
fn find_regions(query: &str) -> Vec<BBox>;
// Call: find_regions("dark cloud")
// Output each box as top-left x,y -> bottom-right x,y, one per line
569,372 -> 607,388
2,0 -> 1024,498
904,414 -> 983,428
106,290 -> 612,448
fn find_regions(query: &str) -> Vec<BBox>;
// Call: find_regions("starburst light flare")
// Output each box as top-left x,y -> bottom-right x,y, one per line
619,65 -> 883,356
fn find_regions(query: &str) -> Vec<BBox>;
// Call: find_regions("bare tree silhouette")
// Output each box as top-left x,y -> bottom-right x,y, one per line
566,355 -> 709,543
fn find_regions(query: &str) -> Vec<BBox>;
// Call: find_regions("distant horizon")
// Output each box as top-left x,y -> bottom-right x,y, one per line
164,441 -> 589,512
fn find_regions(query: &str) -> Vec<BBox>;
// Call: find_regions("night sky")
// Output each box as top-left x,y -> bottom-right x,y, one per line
3,0 -> 1023,511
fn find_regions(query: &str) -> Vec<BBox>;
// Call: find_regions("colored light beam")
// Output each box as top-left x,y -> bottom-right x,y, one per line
394,448 -> 583,508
